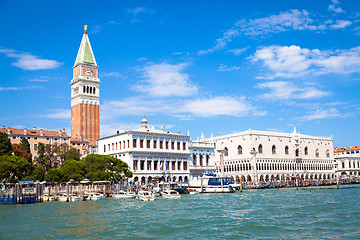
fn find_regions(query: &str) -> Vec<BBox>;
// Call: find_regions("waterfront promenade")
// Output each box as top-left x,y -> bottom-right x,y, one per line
0,186 -> 359,239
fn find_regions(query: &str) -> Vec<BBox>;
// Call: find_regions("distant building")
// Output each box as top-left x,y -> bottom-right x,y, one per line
0,126 -> 70,166
97,117 -> 191,183
189,140 -> 216,181
334,146 -> 360,176
70,25 -> 99,156
202,127 -> 335,183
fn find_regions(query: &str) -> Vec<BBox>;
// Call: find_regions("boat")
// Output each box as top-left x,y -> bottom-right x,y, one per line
43,194 -> 57,201
89,193 -> 106,200
57,193 -> 68,202
112,190 -> 136,199
138,191 -> 155,201
189,174 -> 236,193
69,195 -> 82,201
187,188 -> 199,194
162,190 -> 181,199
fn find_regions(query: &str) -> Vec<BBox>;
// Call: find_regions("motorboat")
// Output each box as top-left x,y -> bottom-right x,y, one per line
187,188 -> 199,194
43,194 -> 57,201
69,195 -> 82,201
112,190 -> 136,199
162,190 -> 181,199
189,174 -> 236,193
138,191 -> 155,201
57,193 -> 68,202
89,193 -> 106,200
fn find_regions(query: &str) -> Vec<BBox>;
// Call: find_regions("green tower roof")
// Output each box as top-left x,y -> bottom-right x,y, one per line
74,30 -> 97,66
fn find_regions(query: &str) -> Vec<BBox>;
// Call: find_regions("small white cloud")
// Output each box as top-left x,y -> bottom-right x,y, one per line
0,48 -> 63,70
297,108 -> 343,121
330,20 -> 351,29
227,48 -> 248,56
134,62 -> 198,97
90,25 -> 101,34
102,72 -> 123,78
0,86 -> 42,91
43,109 -> 71,119
218,64 -> 241,71
127,7 -> 146,15
328,0 -> 345,13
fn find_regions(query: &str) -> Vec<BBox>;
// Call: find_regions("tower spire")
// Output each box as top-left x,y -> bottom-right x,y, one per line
74,26 -> 97,67
84,25 -> 87,34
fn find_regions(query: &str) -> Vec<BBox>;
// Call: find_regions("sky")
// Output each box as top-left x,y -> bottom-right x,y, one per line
0,0 -> 360,148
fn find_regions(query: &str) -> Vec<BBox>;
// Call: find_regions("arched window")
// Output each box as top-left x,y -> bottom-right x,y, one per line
87,86 -> 89,93
93,87 -> 96,94
238,145 -> 242,155
285,145 -> 289,155
326,149 -> 330,158
224,147 -> 228,156
304,147 -> 308,155
315,149 -> 319,157
193,154 -> 196,166
83,86 -> 86,93
272,145 -> 276,154
295,149 -> 299,157
258,144 -> 263,154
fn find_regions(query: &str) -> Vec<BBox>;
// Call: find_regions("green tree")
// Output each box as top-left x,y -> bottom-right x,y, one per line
32,166 -> 45,181
0,132 -> 12,156
60,159 -> 85,182
0,155 -> 32,183
44,168 -> 63,184
20,137 -> 31,154
83,154 -> 132,181
36,143 -> 49,170
13,144 -> 32,162
64,147 -> 80,161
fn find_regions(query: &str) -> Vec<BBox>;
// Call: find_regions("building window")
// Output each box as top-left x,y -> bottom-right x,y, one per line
304,147 -> 308,155
147,140 -> 150,148
206,155 -> 209,166
160,141 -> 163,149
123,141 -> 125,149
133,161 -> 138,171
140,161 -> 145,170
54,138 -> 58,141
12,136 -> 16,139
46,138 -> 50,140
296,149 -> 299,157
285,146 -> 289,155
104,145 -> 106,152
27,137 -> 31,140
154,141 -> 157,149
140,140 -> 144,148
34,137 -> 37,140
193,154 -> 197,165
238,145 -> 242,155
183,142 -> 186,150
199,155 -> 203,166
258,144 -> 263,154
154,161 -> 158,170
116,142 -> 118,150
147,161 -> 151,170
172,161 -> 175,170
224,147 -> 228,156
183,162 -> 188,170
108,144 -> 110,151
326,150 -> 330,158
166,141 -> 169,149
112,143 -> 114,151
178,161 -> 181,170
272,145 -> 276,154
316,149 -> 319,158
166,161 -> 170,170
177,142 -> 180,150
171,142 -> 175,150
133,139 -> 137,148
34,144 -> 38,152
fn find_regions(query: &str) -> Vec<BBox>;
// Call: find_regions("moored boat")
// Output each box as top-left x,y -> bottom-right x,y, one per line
162,190 -> 181,199
112,191 -> 136,199
189,174 -> 236,193
138,191 -> 155,201
43,194 -> 57,201
89,193 -> 106,200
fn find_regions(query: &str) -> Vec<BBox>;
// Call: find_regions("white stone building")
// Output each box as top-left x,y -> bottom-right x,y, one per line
202,127 -> 335,183
97,118 -> 191,184
334,146 -> 360,176
189,140 -> 216,181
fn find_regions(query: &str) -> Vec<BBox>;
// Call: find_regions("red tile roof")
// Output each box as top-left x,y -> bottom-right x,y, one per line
334,145 -> 360,153
0,127 -> 69,137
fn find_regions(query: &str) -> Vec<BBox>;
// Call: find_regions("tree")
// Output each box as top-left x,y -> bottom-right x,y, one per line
60,159 -> 85,182
0,155 -> 32,183
0,132 -> 12,156
36,143 -> 49,170
44,168 -> 63,184
32,166 -> 45,181
83,154 -> 132,181
55,143 -> 80,162
13,144 -> 32,162
20,137 -> 31,154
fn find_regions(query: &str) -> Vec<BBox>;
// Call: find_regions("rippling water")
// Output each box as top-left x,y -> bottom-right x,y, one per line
1,186 -> 359,239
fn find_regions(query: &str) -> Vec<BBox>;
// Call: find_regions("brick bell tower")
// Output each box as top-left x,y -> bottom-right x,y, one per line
70,25 -> 100,145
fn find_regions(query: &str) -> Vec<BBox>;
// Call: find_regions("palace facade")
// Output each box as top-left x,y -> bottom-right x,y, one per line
202,127 -> 335,183
334,145 -> 360,176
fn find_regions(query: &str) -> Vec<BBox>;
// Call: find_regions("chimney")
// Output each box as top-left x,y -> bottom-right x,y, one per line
24,129 -> 27,135
33,127 -> 36,130
59,130 -> 62,136
40,129 -> 44,136
2,125 -> 4,129
62,128 -> 65,133
7,129 -> 10,134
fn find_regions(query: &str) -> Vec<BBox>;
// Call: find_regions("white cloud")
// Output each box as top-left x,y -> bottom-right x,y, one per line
298,108 -> 343,121
256,81 -> 330,101
90,25 -> 101,34
42,109 -> 71,119
328,0 -> 345,13
330,20 -> 351,29
218,64 -> 241,71
0,48 -> 63,70
102,72 -> 124,78
101,96 -> 264,119
0,86 -> 42,91
134,62 -> 198,97
227,48 -> 248,56
252,45 -> 360,79
127,7 -> 146,15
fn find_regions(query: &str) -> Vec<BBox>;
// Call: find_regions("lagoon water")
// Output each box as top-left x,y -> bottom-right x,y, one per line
1,186 -> 359,239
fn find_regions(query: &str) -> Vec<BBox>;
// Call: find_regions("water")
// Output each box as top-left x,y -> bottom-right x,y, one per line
1,186 -> 359,239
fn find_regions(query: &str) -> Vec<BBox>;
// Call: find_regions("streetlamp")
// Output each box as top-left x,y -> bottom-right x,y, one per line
250,147 -> 258,185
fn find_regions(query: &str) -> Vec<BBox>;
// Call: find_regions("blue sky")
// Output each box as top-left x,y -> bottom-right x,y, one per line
1,0 -> 360,147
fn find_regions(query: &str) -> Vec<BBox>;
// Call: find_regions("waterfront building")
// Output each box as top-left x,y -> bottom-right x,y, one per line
0,125 -> 70,166
70,25 -> 99,156
189,140 -> 216,181
334,146 -> 360,176
202,127 -> 335,183
97,117 -> 191,184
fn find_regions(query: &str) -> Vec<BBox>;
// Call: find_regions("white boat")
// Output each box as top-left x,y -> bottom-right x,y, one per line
189,174 -> 236,193
138,191 -> 155,201
89,193 -> 106,200
162,190 -> 181,199
57,194 -> 68,202
69,195 -> 82,201
187,188 -> 199,194
112,191 -> 136,199
43,194 -> 57,201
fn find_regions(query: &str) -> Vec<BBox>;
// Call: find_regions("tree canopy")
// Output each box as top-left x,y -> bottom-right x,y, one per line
0,132 -> 12,156
13,144 -> 32,162
20,137 -> 31,154
0,155 -> 32,183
